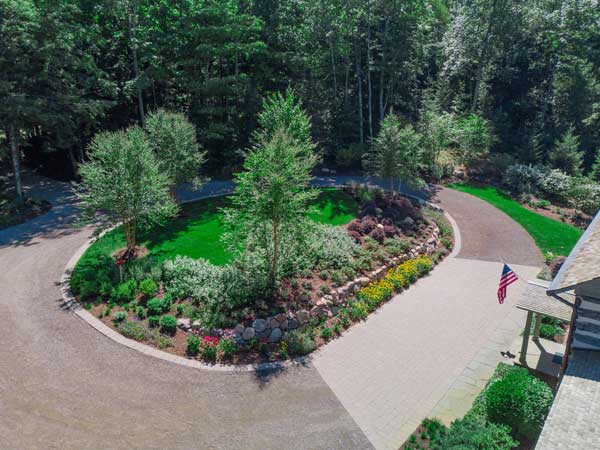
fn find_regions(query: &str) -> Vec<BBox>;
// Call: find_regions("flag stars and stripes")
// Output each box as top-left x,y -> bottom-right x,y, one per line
497,263 -> 518,304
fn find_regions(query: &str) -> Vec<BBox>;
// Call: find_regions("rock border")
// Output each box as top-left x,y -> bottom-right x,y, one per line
60,192 -> 461,372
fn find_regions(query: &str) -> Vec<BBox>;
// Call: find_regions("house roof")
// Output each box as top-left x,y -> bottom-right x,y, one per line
535,350 -> 600,450
516,280 -> 574,322
548,210 -> 600,294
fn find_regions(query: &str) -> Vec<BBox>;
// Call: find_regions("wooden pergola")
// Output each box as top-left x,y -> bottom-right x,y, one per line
515,280 -> 575,366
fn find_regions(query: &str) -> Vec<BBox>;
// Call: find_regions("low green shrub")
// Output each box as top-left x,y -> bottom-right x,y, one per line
160,315 -> 178,333
138,278 -> 157,297
384,237 -> 411,256
136,306 -> 146,320
320,327 -> 332,340
148,315 -> 160,328
114,279 -> 137,304
430,417 -> 518,450
146,297 -> 170,316
286,330 -> 316,355
113,311 -> 127,323
217,337 -> 236,360
186,333 -> 200,355
485,366 -> 553,439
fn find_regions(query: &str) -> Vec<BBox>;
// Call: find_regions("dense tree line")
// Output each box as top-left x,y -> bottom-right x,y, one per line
1,0 -> 599,201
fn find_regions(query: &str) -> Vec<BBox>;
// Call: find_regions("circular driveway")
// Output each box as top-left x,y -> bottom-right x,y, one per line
0,177 -> 542,450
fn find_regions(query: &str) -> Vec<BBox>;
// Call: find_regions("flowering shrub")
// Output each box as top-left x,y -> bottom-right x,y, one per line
201,335 -> 219,361
305,223 -> 358,270
503,164 -> 548,195
540,169 -> 572,203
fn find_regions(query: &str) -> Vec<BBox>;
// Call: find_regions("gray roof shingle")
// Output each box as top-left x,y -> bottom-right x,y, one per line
535,350 -> 600,450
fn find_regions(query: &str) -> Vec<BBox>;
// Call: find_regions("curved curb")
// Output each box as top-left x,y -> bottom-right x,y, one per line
60,186 -> 460,373
61,230 -> 310,373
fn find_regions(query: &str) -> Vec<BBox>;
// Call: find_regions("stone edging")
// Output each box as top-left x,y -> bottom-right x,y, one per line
60,193 -> 461,372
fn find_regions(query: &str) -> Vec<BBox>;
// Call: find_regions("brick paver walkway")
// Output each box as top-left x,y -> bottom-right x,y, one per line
313,187 -> 543,450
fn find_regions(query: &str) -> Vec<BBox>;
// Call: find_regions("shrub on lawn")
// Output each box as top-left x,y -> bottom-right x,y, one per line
186,333 -> 200,356
138,278 -> 157,297
503,164 -> 548,195
430,417 -> 518,450
485,366 -> 553,439
160,315 -> 178,333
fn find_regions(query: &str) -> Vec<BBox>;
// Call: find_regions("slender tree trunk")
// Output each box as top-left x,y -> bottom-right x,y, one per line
379,18 -> 389,123
271,220 -> 279,290
366,0 -> 373,141
128,9 -> 145,124
344,60 -> 350,107
328,34 -> 338,100
470,0 -> 498,113
355,44 -> 364,144
68,147 -> 78,178
9,123 -> 24,206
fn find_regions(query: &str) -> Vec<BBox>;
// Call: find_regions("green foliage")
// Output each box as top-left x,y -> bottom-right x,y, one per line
148,315 -> 160,328
77,127 -> 177,252
136,306 -> 146,320
186,333 -> 200,356
285,330 -> 316,355
144,109 -> 206,187
113,311 -> 127,323
430,418 -> 518,450
138,279 -> 157,298
455,114 -> 492,169
223,113 -> 318,288
365,114 -> 424,190
549,127 -> 582,176
216,337 -> 236,359
336,144 -> 367,170
485,366 -> 553,439
114,280 -> 137,304
146,297 -> 170,317
159,315 -> 178,334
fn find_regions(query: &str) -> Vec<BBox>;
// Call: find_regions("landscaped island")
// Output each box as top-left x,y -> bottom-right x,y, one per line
70,184 -> 453,363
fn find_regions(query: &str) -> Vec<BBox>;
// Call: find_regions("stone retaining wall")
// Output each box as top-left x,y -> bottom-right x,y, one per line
201,218 -> 443,345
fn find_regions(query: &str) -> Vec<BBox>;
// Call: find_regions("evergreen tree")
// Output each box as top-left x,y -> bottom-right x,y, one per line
549,127 -> 583,176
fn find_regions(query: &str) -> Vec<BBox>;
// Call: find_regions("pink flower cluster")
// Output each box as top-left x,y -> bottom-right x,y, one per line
203,335 -> 219,346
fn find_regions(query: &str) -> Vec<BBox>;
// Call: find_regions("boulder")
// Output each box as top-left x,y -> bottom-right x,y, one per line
288,318 -> 299,330
297,309 -> 309,324
234,323 -> 245,334
268,328 -> 282,343
279,319 -> 289,330
177,318 -> 191,331
270,318 -> 280,329
252,318 -> 267,333
242,327 -> 255,340
192,320 -> 202,331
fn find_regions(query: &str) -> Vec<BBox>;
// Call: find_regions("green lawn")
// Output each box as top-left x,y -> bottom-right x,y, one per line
77,188 -> 358,268
449,183 -> 582,256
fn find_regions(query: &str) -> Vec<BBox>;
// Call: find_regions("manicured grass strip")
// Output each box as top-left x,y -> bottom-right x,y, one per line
449,183 -> 582,256
77,188 -> 359,268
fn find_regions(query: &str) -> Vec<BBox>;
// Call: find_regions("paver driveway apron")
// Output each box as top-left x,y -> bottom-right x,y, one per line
312,187 -> 542,450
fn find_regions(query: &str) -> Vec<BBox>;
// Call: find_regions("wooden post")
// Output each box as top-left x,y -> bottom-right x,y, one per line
533,313 -> 542,341
520,311 -> 534,365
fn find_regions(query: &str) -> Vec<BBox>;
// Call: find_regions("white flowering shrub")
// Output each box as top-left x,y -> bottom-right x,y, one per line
306,223 -> 359,270
540,169 -> 572,203
568,180 -> 600,216
503,164 -> 548,195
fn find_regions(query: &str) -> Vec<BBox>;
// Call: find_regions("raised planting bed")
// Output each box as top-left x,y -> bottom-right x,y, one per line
70,186 -> 454,365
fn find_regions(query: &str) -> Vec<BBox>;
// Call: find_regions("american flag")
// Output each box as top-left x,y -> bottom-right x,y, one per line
497,263 -> 518,304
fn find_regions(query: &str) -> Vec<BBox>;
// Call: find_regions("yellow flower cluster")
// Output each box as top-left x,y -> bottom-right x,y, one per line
356,256 -> 434,308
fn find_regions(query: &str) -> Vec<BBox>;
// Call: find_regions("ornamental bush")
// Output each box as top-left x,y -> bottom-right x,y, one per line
113,311 -> 127,323
186,333 -> 200,356
503,164 -> 548,195
147,297 -> 169,316
138,278 -> 157,297
114,279 -> 137,304
305,223 -> 358,270
216,336 -> 236,360
148,315 -> 160,328
430,417 -> 518,450
539,169 -> 572,204
285,330 -> 317,355
159,315 -> 178,334
485,366 -> 553,439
